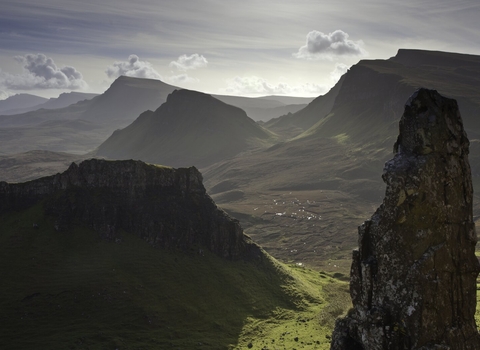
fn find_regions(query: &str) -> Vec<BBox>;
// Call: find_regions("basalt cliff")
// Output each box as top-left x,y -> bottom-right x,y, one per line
331,89 -> 480,349
0,159 -> 261,260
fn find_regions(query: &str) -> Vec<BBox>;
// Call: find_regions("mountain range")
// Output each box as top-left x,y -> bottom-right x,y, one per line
0,92 -> 98,115
0,77 -> 310,154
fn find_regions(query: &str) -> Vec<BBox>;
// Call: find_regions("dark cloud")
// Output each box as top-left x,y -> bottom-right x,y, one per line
105,54 -> 162,80
0,54 -> 87,90
294,30 -> 366,59
169,54 -> 208,71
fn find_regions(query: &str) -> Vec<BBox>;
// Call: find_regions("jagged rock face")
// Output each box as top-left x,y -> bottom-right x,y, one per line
331,89 -> 480,349
0,159 -> 261,260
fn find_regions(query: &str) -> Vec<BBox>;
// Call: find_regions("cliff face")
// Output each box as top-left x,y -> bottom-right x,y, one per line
0,159 -> 261,260
331,89 -> 480,349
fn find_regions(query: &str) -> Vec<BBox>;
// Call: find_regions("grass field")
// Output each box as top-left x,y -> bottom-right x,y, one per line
0,203 -> 351,349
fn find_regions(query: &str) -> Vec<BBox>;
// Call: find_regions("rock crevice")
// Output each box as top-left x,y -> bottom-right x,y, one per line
331,89 -> 480,349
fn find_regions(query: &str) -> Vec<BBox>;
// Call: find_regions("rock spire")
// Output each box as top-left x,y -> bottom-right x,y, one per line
331,89 -> 480,349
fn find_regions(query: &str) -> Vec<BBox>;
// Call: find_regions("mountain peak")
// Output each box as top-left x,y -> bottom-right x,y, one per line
96,89 -> 275,168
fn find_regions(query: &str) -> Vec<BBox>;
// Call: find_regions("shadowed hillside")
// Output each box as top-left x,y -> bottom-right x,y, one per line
264,76 -> 345,139
96,89 -> 277,168
0,159 -> 350,349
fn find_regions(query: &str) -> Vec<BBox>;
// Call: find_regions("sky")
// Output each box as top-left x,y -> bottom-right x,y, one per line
0,0 -> 479,99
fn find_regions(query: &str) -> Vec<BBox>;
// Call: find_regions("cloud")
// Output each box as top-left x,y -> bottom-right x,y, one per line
0,54 -> 87,90
294,30 -> 366,59
0,90 -> 9,100
330,63 -> 350,81
221,76 -> 328,97
105,54 -> 162,80
169,54 -> 208,71
166,73 -> 199,85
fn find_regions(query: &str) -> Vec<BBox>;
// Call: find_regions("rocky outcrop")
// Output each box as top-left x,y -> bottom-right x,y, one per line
0,159 -> 261,260
331,89 -> 480,349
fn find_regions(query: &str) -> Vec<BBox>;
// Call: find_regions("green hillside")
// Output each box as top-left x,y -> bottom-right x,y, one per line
0,202 -> 350,349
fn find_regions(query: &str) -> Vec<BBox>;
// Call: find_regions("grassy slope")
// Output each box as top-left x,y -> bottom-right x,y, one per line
0,203 -> 351,350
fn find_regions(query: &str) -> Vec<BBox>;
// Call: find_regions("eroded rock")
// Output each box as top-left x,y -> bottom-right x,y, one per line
0,159 -> 261,260
331,89 -> 480,349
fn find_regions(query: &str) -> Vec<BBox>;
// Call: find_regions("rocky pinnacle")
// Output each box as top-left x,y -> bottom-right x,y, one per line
331,89 -> 480,349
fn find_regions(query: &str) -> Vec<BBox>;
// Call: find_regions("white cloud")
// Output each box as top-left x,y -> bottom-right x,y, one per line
166,73 -> 199,85
221,76 -> 328,97
330,63 -> 350,81
294,30 -> 367,60
169,54 -> 208,71
0,90 -> 9,100
0,54 -> 87,90
105,54 -> 162,80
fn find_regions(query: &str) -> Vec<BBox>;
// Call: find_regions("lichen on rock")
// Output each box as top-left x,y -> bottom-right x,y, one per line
0,159 -> 261,260
331,89 -> 480,349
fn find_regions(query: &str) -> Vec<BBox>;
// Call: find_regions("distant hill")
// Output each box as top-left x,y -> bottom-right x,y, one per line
0,94 -> 47,114
96,89 -> 277,168
258,95 -> 315,105
0,77 -> 180,154
36,92 -> 98,110
296,49 -> 480,143
80,76 -> 178,127
0,76 -> 307,154
203,49 -> 480,270
0,150 -> 86,182
213,95 -> 312,122
1,92 -> 98,115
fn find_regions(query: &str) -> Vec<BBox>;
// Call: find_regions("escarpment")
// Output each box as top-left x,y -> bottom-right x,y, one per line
331,89 -> 480,349
0,159 -> 261,260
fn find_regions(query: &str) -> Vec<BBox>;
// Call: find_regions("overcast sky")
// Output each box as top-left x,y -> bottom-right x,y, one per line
1,0 -> 479,99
